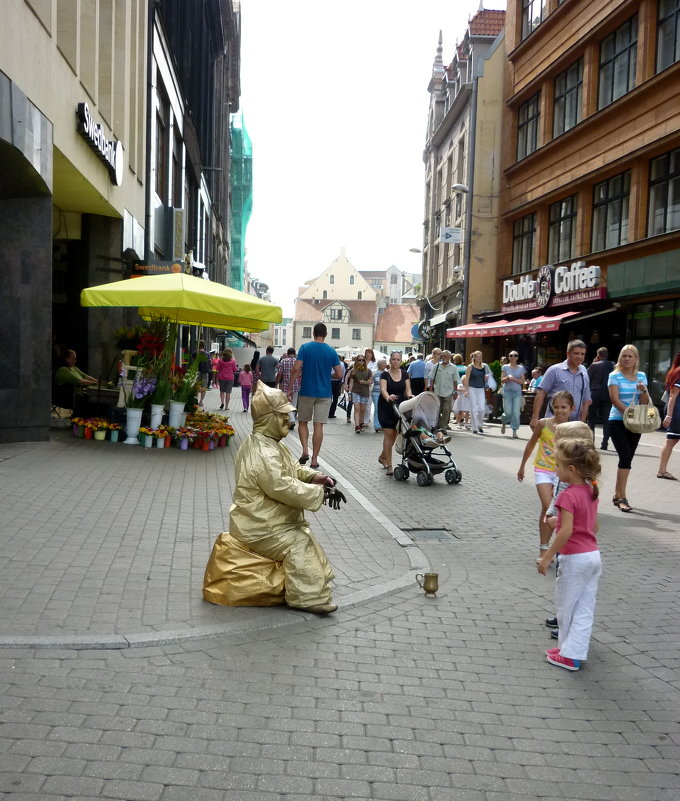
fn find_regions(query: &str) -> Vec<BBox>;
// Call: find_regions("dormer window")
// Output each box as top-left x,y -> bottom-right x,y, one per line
322,290 -> 327,299
350,275 -> 355,285
329,275 -> 334,284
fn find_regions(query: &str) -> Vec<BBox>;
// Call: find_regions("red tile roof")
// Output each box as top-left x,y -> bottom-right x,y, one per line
469,9 -> 505,37
374,304 -> 420,343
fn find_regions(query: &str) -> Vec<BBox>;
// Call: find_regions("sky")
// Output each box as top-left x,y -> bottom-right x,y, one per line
239,0 -> 507,317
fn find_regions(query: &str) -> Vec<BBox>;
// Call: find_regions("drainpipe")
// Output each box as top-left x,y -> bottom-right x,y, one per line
143,0 -> 155,264
461,72 -> 478,336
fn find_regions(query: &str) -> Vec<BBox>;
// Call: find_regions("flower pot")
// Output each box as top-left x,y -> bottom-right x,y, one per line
72,424 -> 79,437
219,435 -> 227,448
110,430 -> 119,443
164,436 -> 171,448
94,430 -> 106,441
144,434 -> 153,448
78,426 -> 85,438
201,439 -> 210,451
150,403 -> 164,430
168,400 -> 184,429
125,407 -> 143,445
156,437 -> 165,449
179,438 -> 189,450
209,440 -> 215,450
84,427 -> 93,440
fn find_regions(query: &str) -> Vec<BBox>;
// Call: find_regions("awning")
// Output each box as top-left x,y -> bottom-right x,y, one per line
429,312 -> 448,326
446,311 -> 579,338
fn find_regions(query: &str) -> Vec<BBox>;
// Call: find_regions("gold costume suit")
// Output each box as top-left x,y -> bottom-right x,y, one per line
218,389 -> 334,608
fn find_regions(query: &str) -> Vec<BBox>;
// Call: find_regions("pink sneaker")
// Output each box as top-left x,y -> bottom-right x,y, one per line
545,647 -> 560,657
546,652 -> 581,671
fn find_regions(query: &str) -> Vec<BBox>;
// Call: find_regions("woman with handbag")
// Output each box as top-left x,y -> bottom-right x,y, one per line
608,344 -> 650,512
657,351 -> 680,481
464,350 -> 494,434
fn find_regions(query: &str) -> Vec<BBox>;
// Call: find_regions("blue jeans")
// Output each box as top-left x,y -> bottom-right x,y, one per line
372,387 -> 381,429
501,392 -> 522,431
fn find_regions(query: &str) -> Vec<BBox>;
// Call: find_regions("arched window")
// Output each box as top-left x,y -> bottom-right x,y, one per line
357,291 -> 362,300
329,275 -> 335,284
322,290 -> 327,299
350,275 -> 355,285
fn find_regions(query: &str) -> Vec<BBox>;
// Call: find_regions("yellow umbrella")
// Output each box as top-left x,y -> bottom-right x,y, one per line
80,273 -> 281,332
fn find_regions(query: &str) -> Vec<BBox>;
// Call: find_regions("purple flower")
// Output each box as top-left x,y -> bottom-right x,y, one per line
132,375 -> 157,399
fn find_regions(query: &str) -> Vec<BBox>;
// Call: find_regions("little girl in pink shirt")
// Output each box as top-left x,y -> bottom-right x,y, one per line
537,437 -> 602,672
239,364 -> 253,411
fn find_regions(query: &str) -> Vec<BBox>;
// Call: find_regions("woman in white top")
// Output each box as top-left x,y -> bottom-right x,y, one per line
363,348 -> 378,428
608,344 -> 649,513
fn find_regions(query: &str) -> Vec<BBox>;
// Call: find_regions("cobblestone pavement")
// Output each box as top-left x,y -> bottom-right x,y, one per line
0,391 -> 679,799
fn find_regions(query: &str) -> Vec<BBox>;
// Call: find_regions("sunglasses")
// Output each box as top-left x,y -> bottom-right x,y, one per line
509,353 -> 519,357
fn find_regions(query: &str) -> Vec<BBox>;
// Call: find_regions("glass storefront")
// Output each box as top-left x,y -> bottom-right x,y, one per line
630,300 -> 680,403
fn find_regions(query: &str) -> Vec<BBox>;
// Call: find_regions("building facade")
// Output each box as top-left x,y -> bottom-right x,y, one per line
0,0 -> 241,443
420,10 -> 506,354
476,0 -> 680,398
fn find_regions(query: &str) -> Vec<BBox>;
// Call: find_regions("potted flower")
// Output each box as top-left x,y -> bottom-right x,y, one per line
124,368 -> 156,445
108,422 -> 122,443
71,416 -> 84,437
91,418 -> 109,441
169,356 -> 200,428
148,321 -> 178,429
175,426 -> 193,450
155,426 -> 169,449
138,425 -> 154,448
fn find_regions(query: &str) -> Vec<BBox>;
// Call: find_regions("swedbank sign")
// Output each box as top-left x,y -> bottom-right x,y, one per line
502,261 -> 605,312
76,103 -> 124,186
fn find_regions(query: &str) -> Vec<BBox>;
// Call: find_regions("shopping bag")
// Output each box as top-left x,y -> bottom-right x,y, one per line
623,401 -> 660,434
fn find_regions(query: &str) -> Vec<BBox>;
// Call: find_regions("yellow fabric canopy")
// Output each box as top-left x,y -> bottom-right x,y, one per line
80,273 -> 282,333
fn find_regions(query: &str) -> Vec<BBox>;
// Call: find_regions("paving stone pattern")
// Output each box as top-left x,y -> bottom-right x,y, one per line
0,391 -> 678,798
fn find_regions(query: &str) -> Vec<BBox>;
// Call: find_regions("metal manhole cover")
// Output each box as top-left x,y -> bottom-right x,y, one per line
406,528 -> 457,541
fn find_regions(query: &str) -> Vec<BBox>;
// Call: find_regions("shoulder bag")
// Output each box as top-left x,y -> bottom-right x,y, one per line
623,385 -> 660,434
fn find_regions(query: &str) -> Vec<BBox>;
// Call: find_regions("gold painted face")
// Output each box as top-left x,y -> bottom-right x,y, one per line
276,412 -> 291,439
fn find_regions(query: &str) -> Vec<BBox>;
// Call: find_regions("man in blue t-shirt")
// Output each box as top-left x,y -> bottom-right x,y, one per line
289,323 -> 343,468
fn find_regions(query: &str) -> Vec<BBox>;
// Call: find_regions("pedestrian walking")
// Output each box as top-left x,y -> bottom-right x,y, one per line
371,358 -> 387,432
239,364 -> 254,411
500,350 -> 526,438
363,349 -> 378,427
347,354 -> 372,434
452,353 -> 470,429
538,437 -> 602,672
425,348 -> 442,390
288,322 -> 343,468
463,350 -> 494,434
587,346 -> 615,449
530,339 -> 591,428
517,391 -> 575,558
328,353 -> 344,419
195,340 -> 212,407
407,353 -> 427,395
429,350 -> 458,432
657,351 -> 680,481
258,346 -> 279,388
377,351 -> 412,475
275,347 -> 301,429
217,347 -> 238,410
608,344 -> 650,512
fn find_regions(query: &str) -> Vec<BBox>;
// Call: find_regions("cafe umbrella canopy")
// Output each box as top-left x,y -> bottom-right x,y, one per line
80,273 -> 282,332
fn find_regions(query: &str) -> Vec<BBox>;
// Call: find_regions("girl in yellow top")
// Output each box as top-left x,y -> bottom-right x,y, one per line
517,391 -> 575,559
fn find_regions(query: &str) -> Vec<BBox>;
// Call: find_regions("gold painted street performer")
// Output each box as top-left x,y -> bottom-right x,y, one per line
203,383 -> 346,615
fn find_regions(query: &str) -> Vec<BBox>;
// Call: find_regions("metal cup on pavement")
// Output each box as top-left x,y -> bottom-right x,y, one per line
415,572 -> 439,596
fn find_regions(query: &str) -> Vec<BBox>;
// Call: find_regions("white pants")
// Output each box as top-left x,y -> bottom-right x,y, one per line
363,393 -> 373,426
555,550 -> 602,661
468,387 -> 486,431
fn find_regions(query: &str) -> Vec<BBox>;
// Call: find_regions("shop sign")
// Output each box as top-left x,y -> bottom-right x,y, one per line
131,261 -> 184,277
76,102 -> 124,186
502,261 -> 605,312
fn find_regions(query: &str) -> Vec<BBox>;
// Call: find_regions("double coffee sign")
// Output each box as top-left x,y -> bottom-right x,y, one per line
76,103 -> 124,186
502,261 -> 605,312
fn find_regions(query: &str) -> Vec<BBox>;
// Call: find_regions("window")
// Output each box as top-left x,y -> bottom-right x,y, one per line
155,90 -> 170,201
517,94 -> 540,160
657,0 -> 680,72
592,171 -> 630,251
352,329 -> 361,340
521,0 -> 547,40
349,275 -> 355,285
548,196 -> 578,263
330,308 -> 342,320
648,147 -> 680,235
512,213 -> 536,275
331,328 -> 340,339
322,290 -> 327,299
390,273 -> 398,284
329,275 -> 334,284
598,16 -> 638,109
302,326 -> 312,338
553,60 -> 583,137
357,291 -> 362,300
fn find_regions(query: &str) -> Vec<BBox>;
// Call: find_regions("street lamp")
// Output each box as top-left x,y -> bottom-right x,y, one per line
451,183 -> 469,193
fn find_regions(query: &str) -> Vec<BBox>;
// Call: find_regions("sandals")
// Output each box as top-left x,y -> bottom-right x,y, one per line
657,471 -> 678,480
613,497 -> 633,512
310,462 -> 320,469
298,455 -> 309,465
378,456 -> 388,469
385,469 -> 394,476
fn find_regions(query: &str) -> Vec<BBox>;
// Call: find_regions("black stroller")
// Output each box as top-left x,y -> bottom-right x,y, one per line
392,392 -> 462,486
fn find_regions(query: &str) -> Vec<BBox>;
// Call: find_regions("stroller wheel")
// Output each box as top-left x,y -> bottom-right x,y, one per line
445,468 -> 462,485
416,471 -> 430,487
393,464 -> 408,481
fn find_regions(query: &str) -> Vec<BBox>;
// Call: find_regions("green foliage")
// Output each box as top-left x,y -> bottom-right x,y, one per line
488,360 -> 503,392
